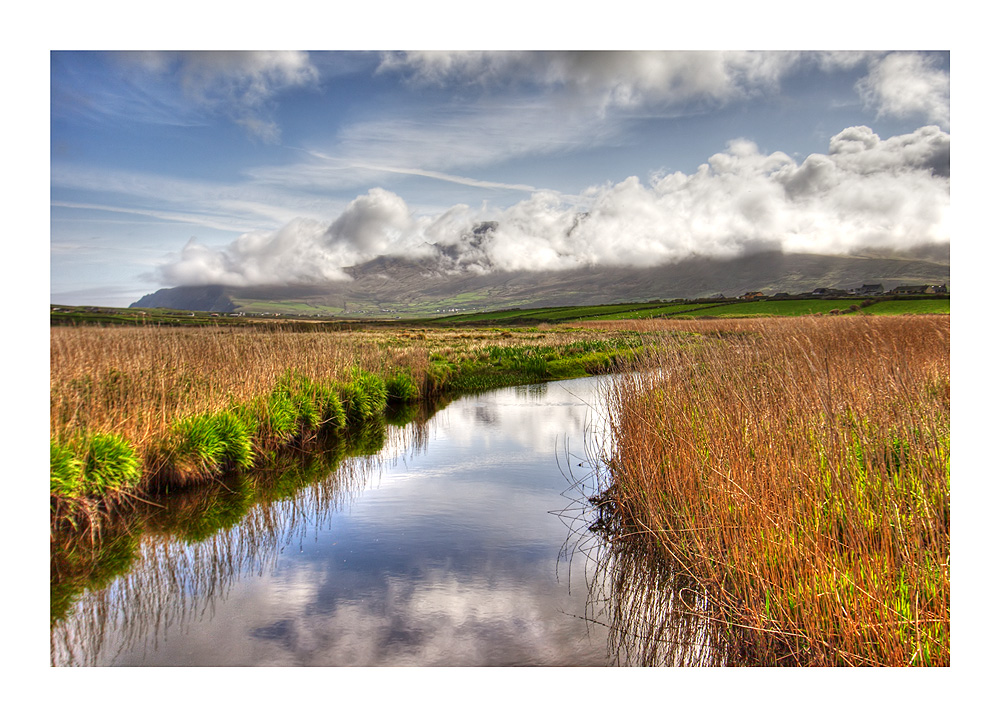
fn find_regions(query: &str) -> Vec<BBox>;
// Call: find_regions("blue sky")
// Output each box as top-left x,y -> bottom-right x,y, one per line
50,48 -> 951,306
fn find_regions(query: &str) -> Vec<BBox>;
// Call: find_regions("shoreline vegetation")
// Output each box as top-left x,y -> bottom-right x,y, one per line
50,312 -> 949,666
593,315 -> 949,665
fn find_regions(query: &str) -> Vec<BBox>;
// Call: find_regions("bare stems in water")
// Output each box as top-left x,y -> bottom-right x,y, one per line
593,315 -> 949,666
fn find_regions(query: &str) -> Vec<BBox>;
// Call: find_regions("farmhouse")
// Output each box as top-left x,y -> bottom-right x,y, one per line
811,287 -> 849,297
856,284 -> 884,296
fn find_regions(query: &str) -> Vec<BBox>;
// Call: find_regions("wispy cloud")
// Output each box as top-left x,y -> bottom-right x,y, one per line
51,164 -> 341,231
307,151 -> 539,192
105,51 -> 320,141
51,201 -> 258,233
330,98 -> 618,172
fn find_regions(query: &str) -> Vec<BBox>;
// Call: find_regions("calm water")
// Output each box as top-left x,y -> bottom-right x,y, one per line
51,376 -> 623,667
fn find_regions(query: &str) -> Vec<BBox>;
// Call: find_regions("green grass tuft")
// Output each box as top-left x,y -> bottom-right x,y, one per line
81,433 -> 141,495
386,372 -> 420,403
341,370 -> 388,424
50,441 -> 84,496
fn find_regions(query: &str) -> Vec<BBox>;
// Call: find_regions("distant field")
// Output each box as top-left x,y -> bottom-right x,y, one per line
859,299 -> 951,315
679,299 -> 862,317
427,301 -> 690,324
428,297 -> 950,324
588,303 -> 724,320
592,298 -> 951,319
51,296 -> 949,328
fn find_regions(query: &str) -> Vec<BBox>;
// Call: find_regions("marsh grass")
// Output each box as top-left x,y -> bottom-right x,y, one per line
596,315 -> 949,666
152,410 -> 257,487
50,433 -> 141,498
341,369 -> 388,424
50,323 -> 641,522
386,371 -> 420,403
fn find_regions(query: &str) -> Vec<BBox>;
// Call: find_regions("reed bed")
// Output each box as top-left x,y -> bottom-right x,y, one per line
597,315 -> 949,665
50,325 -> 420,443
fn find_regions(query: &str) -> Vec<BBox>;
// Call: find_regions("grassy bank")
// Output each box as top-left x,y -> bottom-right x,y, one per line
51,422 -> 388,630
595,315 -> 949,665
50,323 -> 641,528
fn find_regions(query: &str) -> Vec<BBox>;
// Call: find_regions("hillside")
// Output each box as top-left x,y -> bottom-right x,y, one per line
130,250 -> 950,317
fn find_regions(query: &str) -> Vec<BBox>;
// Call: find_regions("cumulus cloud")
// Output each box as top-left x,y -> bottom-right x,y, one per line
121,51 -> 319,141
154,126 -> 949,287
856,52 -> 950,129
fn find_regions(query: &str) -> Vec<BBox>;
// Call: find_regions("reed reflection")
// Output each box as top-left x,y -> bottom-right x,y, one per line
561,460 -> 741,666
50,413 -> 431,667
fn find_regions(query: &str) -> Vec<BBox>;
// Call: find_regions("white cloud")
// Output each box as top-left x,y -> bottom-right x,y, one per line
153,125 -> 949,287
158,218 -> 354,286
856,52 -> 950,129
378,50 -> 805,112
827,125 -> 950,176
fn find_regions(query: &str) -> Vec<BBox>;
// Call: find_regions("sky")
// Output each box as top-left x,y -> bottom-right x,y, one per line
50,48 -> 951,307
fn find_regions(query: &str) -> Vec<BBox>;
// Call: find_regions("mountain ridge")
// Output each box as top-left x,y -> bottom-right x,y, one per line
130,250 -> 950,316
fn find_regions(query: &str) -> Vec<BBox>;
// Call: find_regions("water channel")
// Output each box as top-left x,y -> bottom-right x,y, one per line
51,375 -> 641,667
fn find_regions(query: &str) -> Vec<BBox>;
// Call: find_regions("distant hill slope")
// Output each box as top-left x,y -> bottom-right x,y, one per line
130,285 -> 237,313
130,251 -> 950,316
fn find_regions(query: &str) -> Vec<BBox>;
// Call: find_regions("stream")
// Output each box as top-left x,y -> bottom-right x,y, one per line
51,375 -> 630,667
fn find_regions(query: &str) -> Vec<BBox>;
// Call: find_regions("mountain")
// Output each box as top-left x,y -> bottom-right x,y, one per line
129,250 -> 950,317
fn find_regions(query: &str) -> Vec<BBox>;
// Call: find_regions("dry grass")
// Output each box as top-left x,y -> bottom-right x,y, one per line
50,322 -> 634,464
597,315 -> 949,665
50,325 -> 427,446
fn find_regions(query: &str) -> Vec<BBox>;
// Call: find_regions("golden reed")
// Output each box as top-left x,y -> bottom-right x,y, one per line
596,315 -> 949,665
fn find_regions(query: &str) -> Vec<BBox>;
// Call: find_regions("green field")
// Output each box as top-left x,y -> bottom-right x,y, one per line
426,296 -> 950,324
52,295 -> 949,328
859,298 -> 951,315
426,301 -> 688,324
670,298 -> 951,318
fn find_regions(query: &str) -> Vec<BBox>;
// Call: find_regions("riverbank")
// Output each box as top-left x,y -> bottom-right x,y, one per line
50,323 -> 643,531
594,315 -> 950,665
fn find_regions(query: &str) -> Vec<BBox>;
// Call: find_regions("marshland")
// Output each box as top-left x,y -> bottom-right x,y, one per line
50,313 -> 949,666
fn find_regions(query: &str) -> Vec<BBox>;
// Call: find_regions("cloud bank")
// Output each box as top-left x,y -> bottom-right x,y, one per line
378,51 -> 823,113
378,51 -> 949,127
154,124 -> 950,287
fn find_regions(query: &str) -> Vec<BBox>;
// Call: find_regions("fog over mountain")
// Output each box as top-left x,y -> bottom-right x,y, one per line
153,124 -> 949,290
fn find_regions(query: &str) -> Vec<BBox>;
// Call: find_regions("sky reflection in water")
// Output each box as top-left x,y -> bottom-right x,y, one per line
74,376 -> 615,666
